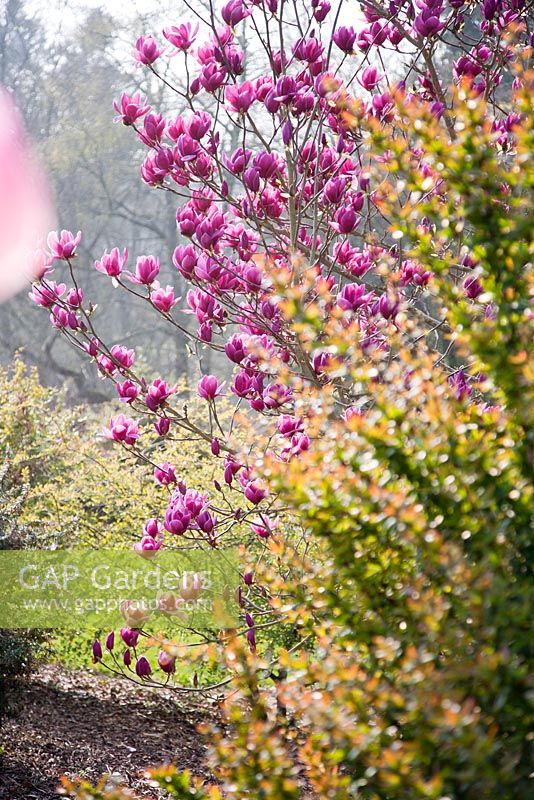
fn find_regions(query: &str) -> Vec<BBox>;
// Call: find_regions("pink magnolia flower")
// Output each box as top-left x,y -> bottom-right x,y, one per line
331,206 -> 359,234
154,417 -> 171,436
98,344 -> 135,375
164,506 -> 192,535
200,63 -> 227,92
103,414 -> 140,445
376,293 -> 400,320
244,481 -> 268,505
337,282 -> 374,311
344,406 -> 364,423
143,518 -> 164,539
65,287 -> 83,308
277,415 -> 304,438
358,66 -> 383,91
371,92 -> 395,122
196,509 -> 217,534
134,35 -> 161,65
247,627 -> 256,653
176,133 -> 201,163
163,23 -> 198,51
167,115 -> 185,141
322,176 -> 346,205
222,0 -> 251,26
145,378 -> 176,411
225,81 -> 255,113
263,383 -> 292,409
223,456 -> 242,485
232,371 -> 253,398
28,280 -> 66,308
116,379 -> 139,403
113,93 -> 150,125
172,245 -> 197,279
180,488 -> 207,517
154,463 -> 178,485
414,6 -> 443,37
282,433 -> 310,458
150,282 -> 180,312
244,167 -> 261,192
110,344 -> 135,369
158,650 -> 176,674
333,26 -> 356,53
251,515 -> 279,538
223,146 -> 251,175
50,304 -> 81,330
274,75 -> 297,103
128,255 -> 160,285
198,374 -> 225,400
29,249 -> 53,280
399,259 -> 432,287
83,336 -> 100,358
225,47 -> 245,77
133,535 -> 163,558
225,334 -> 247,363
94,247 -> 128,277
449,369 -> 472,401
293,36 -> 323,63
357,21 -> 388,51
463,275 -> 484,299
120,627 -> 140,647
312,0 -> 331,22
47,229 -> 81,260
140,152 -> 171,186
140,112 -> 166,146
186,111 -> 212,140
121,600 -> 150,628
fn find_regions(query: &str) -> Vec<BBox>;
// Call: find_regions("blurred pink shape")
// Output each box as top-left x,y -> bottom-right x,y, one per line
0,88 -> 55,303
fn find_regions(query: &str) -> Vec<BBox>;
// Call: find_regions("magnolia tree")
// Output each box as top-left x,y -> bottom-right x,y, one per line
28,0 -> 532,685
63,56 -> 533,800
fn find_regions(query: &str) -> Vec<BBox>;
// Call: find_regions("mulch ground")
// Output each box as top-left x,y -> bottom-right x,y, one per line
0,664 -> 215,799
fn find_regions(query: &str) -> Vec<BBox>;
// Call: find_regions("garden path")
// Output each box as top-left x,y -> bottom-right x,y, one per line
0,664 -> 212,799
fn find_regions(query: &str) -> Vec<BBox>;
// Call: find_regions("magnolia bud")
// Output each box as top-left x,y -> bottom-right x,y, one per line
92,640 -> 103,662
158,650 -> 176,674
135,655 -> 152,678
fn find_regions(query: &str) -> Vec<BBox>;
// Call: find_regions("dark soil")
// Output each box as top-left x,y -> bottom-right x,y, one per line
0,664 -> 213,799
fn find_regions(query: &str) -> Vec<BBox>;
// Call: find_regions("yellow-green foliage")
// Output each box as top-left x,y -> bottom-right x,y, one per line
0,358 -> 219,549
33,421 -> 218,549
0,359 -> 228,666
0,358 -> 77,490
